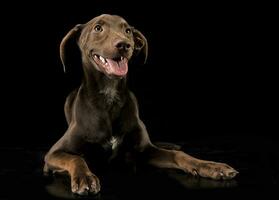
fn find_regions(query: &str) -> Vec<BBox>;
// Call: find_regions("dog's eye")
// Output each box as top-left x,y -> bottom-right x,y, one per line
125,28 -> 131,34
94,25 -> 103,32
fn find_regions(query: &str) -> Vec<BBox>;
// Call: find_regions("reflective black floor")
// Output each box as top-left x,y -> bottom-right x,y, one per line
1,136 -> 278,200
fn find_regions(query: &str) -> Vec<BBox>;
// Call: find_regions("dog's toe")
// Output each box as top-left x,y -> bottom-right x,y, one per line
71,182 -> 79,193
223,169 -> 239,180
76,186 -> 89,196
88,174 -> 101,194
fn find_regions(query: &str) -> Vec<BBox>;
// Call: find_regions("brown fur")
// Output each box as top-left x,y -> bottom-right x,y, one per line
44,14 -> 238,196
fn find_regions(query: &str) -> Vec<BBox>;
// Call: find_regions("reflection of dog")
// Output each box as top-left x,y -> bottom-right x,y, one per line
44,14 -> 238,196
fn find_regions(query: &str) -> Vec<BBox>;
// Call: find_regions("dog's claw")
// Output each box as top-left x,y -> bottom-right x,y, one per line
192,169 -> 198,176
228,171 -> 238,178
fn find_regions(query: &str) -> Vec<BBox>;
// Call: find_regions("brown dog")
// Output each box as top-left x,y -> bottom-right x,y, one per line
44,14 -> 238,196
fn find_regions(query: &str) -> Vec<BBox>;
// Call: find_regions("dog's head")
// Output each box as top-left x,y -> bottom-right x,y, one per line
60,14 -> 148,78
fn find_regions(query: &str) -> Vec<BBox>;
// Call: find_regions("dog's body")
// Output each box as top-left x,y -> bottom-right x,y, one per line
44,14 -> 238,196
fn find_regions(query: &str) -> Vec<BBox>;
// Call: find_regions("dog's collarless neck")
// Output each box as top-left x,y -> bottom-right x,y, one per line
82,68 -> 127,106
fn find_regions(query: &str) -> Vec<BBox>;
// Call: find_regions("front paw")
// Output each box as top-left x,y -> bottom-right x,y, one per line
196,161 -> 239,180
71,171 -> 101,196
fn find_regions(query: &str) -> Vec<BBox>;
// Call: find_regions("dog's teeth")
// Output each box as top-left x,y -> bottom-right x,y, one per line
100,56 -> 106,63
121,56 -> 124,61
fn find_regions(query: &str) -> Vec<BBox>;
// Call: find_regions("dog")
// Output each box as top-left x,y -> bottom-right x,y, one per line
44,14 -> 238,196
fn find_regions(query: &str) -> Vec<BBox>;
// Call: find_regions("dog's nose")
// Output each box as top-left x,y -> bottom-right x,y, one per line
115,41 -> 131,51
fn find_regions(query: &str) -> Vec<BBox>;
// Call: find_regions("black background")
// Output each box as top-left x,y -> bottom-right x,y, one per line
0,1 -> 278,199
1,1 -> 276,147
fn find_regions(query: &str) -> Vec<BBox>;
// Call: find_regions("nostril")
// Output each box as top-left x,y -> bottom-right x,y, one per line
116,41 -> 131,50
116,42 -> 122,49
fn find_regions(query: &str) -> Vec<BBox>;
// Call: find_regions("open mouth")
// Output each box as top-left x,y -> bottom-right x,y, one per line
93,54 -> 128,77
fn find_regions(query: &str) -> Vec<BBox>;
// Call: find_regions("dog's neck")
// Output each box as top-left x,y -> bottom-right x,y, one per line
82,64 -> 127,105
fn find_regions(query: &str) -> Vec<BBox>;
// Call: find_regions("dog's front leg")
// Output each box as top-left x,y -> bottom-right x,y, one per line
122,92 -> 238,180
44,152 -> 101,195
143,145 -> 238,180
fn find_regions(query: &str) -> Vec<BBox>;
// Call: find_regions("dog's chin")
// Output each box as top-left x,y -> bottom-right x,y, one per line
92,54 -> 128,78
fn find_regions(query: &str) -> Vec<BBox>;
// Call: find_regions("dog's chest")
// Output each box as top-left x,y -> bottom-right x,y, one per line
109,136 -> 120,150
103,136 -> 122,160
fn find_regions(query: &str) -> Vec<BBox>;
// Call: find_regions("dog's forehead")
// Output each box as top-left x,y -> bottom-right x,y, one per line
89,14 -> 129,26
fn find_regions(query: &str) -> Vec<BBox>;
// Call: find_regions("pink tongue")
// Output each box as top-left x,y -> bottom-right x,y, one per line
106,58 -> 128,76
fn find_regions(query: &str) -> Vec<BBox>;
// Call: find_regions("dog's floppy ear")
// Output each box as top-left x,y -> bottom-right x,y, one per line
60,24 -> 83,73
132,29 -> 148,64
